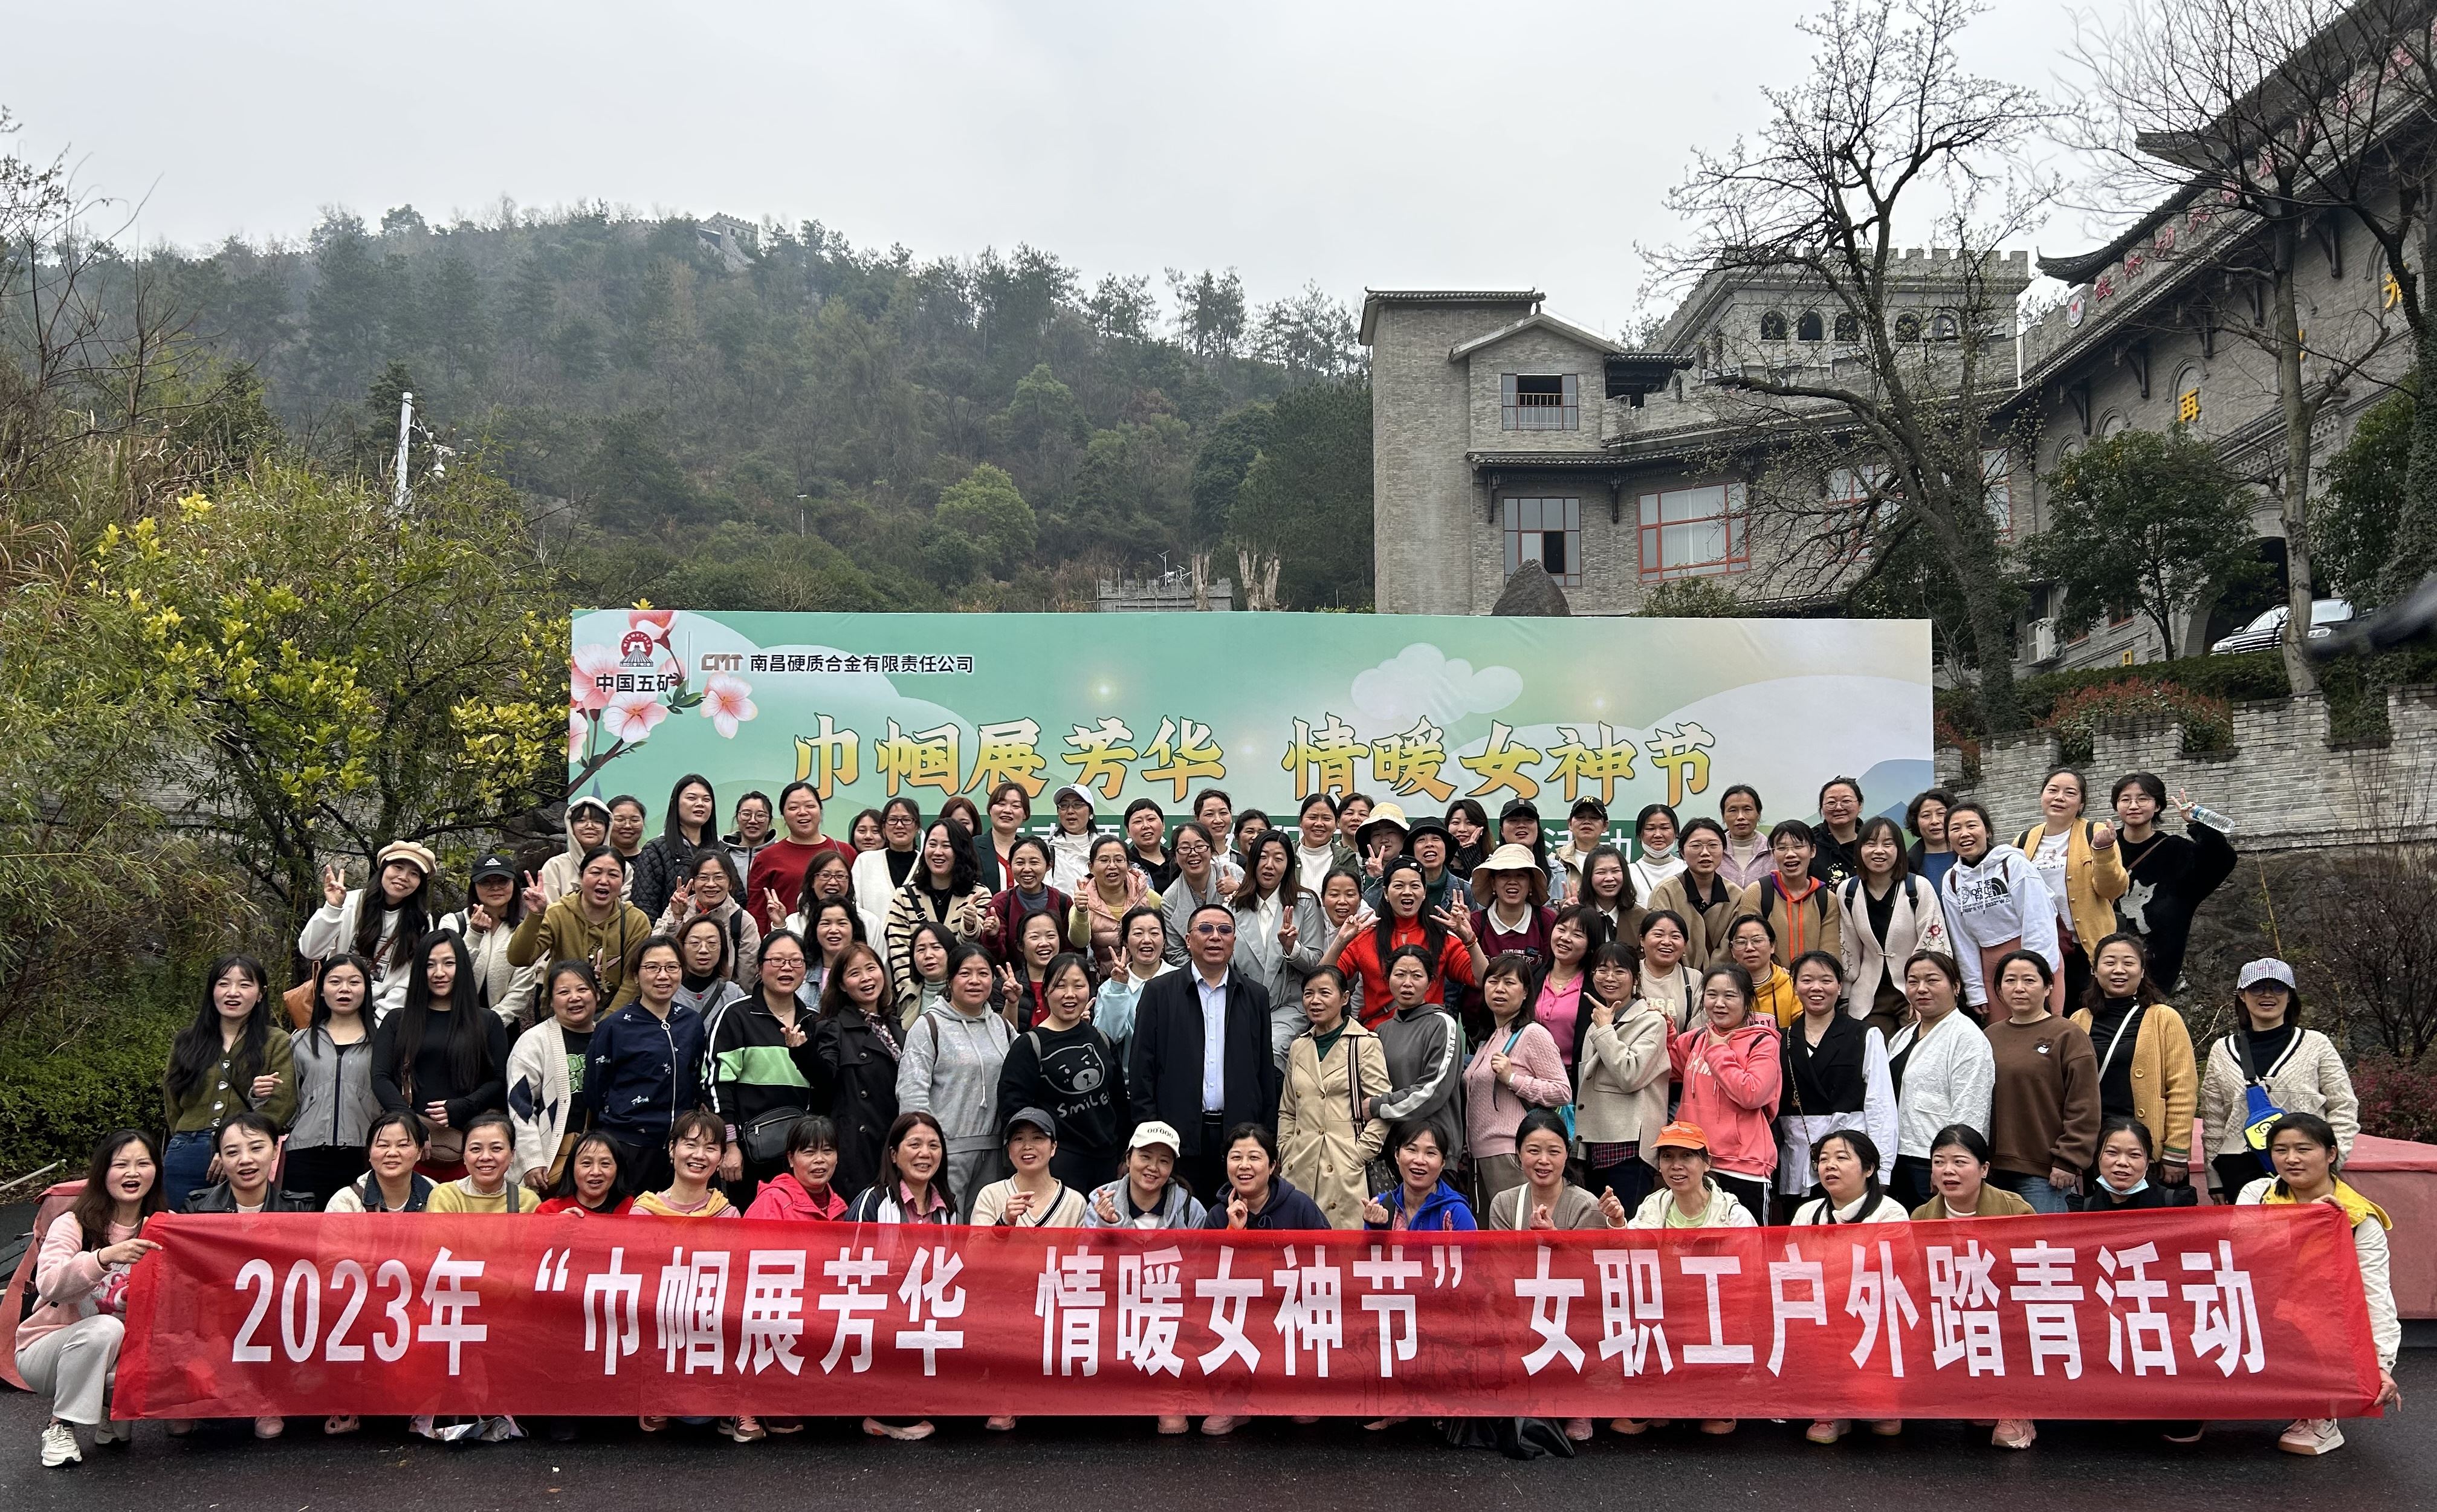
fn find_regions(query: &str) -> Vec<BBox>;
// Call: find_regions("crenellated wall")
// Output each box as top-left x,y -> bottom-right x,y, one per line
1935,687 -> 2437,852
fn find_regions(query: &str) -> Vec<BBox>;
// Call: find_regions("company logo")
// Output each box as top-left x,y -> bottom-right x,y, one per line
701,653 -> 744,673
619,630 -> 659,666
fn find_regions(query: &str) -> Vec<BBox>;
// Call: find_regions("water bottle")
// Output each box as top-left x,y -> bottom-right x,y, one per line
2186,803 -> 2232,835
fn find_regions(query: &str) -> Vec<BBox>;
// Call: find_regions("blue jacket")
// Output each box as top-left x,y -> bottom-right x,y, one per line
1366,1177 -> 1477,1232
580,1000 -> 707,1145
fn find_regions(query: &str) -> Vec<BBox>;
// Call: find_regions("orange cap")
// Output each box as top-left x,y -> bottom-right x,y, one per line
1650,1120 -> 1709,1152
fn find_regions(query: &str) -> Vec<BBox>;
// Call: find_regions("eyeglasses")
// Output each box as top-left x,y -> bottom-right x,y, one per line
1193,922 -> 1235,937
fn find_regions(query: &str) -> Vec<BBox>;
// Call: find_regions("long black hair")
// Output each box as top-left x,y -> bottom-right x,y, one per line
307,951 -> 378,1051
389,930 -> 496,1096
164,954 -> 273,1108
69,1129 -> 166,1250
1231,829 -> 1302,908
918,819 -> 981,896
1443,798 -> 1491,876
352,856 -> 433,971
663,772 -> 716,844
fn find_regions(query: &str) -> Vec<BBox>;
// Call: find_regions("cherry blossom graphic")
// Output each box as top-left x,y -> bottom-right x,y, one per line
700,673 -> 758,739
569,643 -> 623,713
629,607 -> 679,647
601,691 -> 670,743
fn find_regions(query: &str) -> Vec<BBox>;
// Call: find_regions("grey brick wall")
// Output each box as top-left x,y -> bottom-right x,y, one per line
1935,685 -> 2437,852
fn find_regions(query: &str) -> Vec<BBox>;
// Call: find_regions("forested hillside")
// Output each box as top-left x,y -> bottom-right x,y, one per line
158,205 -> 1376,609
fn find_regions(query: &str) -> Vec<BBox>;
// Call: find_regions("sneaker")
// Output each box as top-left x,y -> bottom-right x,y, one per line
40,1421 -> 81,1468
762,1418 -> 804,1435
1156,1415 -> 1189,1435
88,1420 -> 121,1447
985,1415 -> 1017,1432
322,1415 -> 360,1436
1610,1418 -> 1649,1435
1564,1418 -> 1593,1442
725,1417 -> 766,1443
1806,1419 -> 1848,1444
1992,1418 -> 2036,1450
1200,1415 -> 1246,1436
2161,1424 -> 2204,1446
2279,1418 -> 2345,1456
1700,1418 -> 1738,1435
1362,1415 -> 1408,1431
253,1416 -> 284,1440
1869,1420 -> 1903,1438
409,1415 -> 438,1439
637,1416 -> 667,1433
861,1418 -> 934,1441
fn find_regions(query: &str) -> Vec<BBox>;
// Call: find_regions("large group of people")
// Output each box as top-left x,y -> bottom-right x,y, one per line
16,769 -> 2400,1467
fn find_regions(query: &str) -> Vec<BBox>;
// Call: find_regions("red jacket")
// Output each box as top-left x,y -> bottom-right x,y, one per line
981,885 -> 1075,967
742,1172 -> 849,1222
1669,1018 -> 1784,1181
746,837 -> 852,924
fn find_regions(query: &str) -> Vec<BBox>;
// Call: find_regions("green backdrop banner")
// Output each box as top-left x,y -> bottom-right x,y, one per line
568,610 -> 1934,825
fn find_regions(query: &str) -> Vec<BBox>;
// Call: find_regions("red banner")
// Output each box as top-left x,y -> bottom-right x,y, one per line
115,1207 -> 2380,1421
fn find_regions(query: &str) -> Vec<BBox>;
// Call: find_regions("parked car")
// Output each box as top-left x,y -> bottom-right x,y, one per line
2209,598 -> 2354,655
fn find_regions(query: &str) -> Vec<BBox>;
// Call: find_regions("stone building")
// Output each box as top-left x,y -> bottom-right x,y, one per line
1362,250 -> 2033,621
1366,189 -> 2407,678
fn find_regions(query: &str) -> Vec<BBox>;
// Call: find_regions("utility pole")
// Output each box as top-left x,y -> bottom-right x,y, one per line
392,392 -> 415,511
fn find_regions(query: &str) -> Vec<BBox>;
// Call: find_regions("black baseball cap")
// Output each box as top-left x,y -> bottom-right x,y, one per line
470,850 -> 517,883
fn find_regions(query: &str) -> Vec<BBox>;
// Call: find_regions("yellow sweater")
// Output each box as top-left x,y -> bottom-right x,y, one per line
2070,1001 -> 2199,1161
426,1178 -> 533,1214
2015,821 -> 2128,954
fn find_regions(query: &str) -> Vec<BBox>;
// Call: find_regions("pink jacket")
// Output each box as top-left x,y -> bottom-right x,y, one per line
1462,1019 -> 1570,1161
1669,1019 -> 1784,1180
742,1172 -> 849,1222
15,1213 -> 136,1354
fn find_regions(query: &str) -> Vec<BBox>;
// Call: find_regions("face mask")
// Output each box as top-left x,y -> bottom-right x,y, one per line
1641,841 -> 1676,862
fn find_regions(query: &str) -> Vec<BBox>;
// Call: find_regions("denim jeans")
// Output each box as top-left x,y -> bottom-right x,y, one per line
1993,1169 -> 2075,1214
163,1130 -> 217,1212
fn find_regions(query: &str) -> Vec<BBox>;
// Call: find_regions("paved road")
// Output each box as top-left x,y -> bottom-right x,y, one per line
2,1355 -> 2427,1512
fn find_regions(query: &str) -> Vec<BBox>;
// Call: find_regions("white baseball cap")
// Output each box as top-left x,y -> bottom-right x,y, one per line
1127,1120 -> 1183,1157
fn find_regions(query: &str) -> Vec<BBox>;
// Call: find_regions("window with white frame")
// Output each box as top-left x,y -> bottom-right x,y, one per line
1637,483 -> 1747,580
1503,497 -> 1582,586
1501,373 -> 1579,430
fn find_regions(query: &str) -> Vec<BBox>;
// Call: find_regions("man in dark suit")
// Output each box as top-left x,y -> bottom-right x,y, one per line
1128,902 -> 1280,1203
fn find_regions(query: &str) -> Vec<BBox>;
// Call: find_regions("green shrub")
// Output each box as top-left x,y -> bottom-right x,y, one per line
2037,678 -> 2233,763
0,989 -> 187,1179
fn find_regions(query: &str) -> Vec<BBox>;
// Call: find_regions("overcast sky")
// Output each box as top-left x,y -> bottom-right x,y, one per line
4,1 -> 2138,335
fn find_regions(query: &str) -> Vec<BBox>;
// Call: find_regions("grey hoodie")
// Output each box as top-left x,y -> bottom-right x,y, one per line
1372,1000 -> 1466,1165
895,1001 -> 1015,1155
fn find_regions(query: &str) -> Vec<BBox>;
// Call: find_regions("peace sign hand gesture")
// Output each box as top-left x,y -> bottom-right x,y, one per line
321,862 -> 348,909
1431,906 -> 1477,945
520,870 -> 548,917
